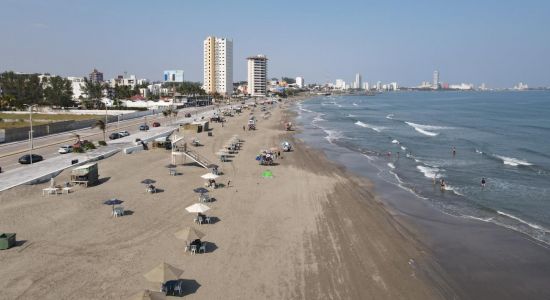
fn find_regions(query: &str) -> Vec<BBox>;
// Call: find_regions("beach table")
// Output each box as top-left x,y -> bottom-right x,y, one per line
62,187 -> 73,194
42,187 -> 59,196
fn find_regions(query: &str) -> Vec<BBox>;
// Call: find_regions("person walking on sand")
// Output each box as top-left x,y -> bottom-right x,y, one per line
481,177 -> 486,188
243,125 -> 246,131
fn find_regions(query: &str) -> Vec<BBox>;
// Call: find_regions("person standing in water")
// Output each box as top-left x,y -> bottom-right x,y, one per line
440,179 -> 446,191
481,177 -> 486,188
452,146 -> 456,157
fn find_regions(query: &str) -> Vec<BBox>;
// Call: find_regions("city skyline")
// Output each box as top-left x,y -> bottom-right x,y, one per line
1,0 -> 549,88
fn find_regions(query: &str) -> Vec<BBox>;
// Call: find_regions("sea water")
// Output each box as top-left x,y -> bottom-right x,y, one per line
295,91 -> 550,244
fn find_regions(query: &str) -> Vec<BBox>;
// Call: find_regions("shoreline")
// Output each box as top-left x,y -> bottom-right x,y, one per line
289,95 -> 550,299
0,99 -> 443,299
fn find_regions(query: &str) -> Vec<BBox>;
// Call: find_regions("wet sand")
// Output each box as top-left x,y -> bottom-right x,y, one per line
0,101 -> 447,299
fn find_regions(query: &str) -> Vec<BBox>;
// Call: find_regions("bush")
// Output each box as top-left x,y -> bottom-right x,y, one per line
98,140 -> 107,146
73,147 -> 84,153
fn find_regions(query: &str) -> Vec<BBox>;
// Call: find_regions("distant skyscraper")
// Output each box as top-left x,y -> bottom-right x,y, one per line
247,55 -> 268,96
89,68 -> 103,83
203,36 -> 233,96
335,79 -> 346,90
433,70 -> 440,89
296,76 -> 304,88
363,82 -> 369,90
354,73 -> 362,89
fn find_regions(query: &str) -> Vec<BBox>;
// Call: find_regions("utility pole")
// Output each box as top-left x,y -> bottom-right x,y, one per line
26,104 -> 36,164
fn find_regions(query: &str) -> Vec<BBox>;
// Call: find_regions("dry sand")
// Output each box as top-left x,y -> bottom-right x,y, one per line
0,101 -> 451,299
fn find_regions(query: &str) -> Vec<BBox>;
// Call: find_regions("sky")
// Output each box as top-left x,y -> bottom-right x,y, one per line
1,0 -> 549,88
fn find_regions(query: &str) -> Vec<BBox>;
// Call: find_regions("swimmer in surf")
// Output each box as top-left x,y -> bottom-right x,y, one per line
440,179 -> 446,191
481,177 -> 486,188
452,146 -> 456,157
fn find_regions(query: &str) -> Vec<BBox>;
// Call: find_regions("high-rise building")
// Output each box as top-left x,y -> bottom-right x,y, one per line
89,68 -> 103,83
203,36 -> 233,96
354,73 -> 362,89
296,76 -> 304,88
363,82 -> 369,90
247,55 -> 268,96
433,70 -> 440,89
335,79 -> 346,90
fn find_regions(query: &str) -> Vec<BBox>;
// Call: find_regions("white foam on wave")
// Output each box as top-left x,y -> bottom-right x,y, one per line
416,165 -> 442,179
475,149 -> 483,154
312,113 -> 326,124
355,121 -> 382,132
323,129 -> 344,144
494,155 -> 533,167
444,185 -> 465,196
387,162 -> 395,169
347,114 -> 357,118
464,215 -> 494,222
386,114 -> 395,120
405,122 -> 440,137
297,104 -> 314,113
401,146 -> 407,151
392,139 -> 400,144
497,211 -> 550,232
353,103 -> 358,106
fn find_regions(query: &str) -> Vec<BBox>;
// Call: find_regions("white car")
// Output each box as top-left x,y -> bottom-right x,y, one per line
58,145 -> 73,154
118,131 -> 130,137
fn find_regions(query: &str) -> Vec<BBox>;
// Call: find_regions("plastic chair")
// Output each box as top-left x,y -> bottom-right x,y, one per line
205,216 -> 211,224
190,244 -> 197,255
199,242 -> 207,254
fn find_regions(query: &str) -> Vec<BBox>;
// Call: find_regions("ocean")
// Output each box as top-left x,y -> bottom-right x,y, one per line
294,91 -> 550,245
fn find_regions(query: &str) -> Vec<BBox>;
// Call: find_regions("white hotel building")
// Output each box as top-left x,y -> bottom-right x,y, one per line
247,55 -> 268,96
203,36 -> 233,96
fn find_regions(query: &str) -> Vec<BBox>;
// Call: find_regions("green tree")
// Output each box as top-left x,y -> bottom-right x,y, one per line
81,78 -> 103,109
42,76 -> 74,107
93,119 -> 106,142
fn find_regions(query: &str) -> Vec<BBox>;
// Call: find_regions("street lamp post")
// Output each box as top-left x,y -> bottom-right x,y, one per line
26,104 -> 36,164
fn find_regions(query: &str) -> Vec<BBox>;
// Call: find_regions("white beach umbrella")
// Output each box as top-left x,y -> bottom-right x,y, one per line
185,203 -> 211,214
201,173 -> 219,180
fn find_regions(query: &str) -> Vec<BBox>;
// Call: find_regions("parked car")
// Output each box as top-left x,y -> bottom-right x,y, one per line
184,113 -> 192,118
18,154 -> 43,164
58,145 -> 73,154
109,132 -> 122,140
152,122 -> 160,127
139,124 -> 149,131
118,130 -> 130,137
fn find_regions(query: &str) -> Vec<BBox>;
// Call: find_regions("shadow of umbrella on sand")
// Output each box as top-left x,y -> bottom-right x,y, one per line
128,289 -> 166,300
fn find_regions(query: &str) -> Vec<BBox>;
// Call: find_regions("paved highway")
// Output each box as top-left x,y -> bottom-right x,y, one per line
0,105 -> 216,172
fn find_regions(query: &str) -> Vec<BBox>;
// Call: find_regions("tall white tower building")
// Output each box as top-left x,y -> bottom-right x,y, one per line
296,76 -> 305,88
433,70 -> 440,89
247,55 -> 268,96
203,36 -> 233,96
354,73 -> 362,89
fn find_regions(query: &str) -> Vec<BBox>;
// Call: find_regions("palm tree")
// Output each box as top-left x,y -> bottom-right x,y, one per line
93,119 -> 106,142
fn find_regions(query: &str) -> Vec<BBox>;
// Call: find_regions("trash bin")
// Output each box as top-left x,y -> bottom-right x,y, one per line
0,233 -> 16,250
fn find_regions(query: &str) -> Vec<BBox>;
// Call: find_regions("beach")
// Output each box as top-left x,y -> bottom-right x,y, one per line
0,100 -> 448,299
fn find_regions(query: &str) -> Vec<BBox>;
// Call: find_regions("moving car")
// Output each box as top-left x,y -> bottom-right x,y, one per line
152,122 -> 160,127
118,130 -> 130,137
139,124 -> 149,131
58,145 -> 73,154
18,154 -> 43,164
109,132 -> 122,140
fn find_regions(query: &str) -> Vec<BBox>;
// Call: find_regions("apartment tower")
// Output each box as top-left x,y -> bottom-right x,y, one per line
247,55 -> 268,96
203,36 -> 233,96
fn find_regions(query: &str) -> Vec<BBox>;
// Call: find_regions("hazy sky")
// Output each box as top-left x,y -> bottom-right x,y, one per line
1,0 -> 549,88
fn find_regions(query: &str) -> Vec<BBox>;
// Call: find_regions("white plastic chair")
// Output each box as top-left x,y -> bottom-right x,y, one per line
199,242 -> 207,254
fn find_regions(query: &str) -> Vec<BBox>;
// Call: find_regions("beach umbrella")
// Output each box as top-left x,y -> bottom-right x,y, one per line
104,198 -> 124,211
201,173 -> 219,180
174,227 -> 205,242
216,151 -> 227,156
185,203 -> 211,214
141,179 -> 156,185
128,290 -> 166,300
262,170 -> 273,178
193,187 -> 209,194
143,262 -> 183,284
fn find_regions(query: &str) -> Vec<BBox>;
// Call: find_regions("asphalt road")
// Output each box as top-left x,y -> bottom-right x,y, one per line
0,105 -> 215,172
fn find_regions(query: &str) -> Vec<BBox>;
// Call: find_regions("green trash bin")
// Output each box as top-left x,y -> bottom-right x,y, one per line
0,233 -> 16,250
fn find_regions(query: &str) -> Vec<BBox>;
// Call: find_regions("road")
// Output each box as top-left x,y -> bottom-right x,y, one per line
0,105 -> 217,172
